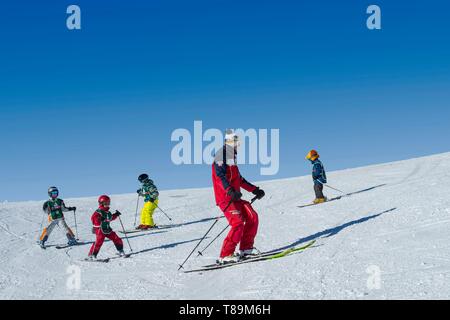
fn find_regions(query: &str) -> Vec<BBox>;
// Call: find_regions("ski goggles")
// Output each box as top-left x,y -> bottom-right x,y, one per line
50,191 -> 59,197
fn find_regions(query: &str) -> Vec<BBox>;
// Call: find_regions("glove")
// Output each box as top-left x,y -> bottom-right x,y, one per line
137,189 -> 142,195
114,210 -> 122,216
70,207 -> 77,211
92,227 -> 96,234
227,188 -> 242,202
149,198 -> 155,203
252,188 -> 265,200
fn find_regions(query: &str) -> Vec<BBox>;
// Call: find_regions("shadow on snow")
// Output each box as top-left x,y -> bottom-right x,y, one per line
269,207 -> 397,253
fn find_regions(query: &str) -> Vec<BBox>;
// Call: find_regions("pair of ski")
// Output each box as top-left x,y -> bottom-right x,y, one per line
119,225 -> 174,235
184,240 -> 316,273
55,241 -> 90,249
297,184 -> 387,208
297,196 -> 343,208
37,240 -> 88,250
82,253 -> 132,263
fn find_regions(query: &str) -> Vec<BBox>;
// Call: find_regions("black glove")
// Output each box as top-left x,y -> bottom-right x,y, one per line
92,227 -> 97,234
114,210 -> 122,216
252,188 -> 265,200
227,188 -> 242,202
137,189 -> 142,195
70,207 -> 77,211
149,198 -> 155,203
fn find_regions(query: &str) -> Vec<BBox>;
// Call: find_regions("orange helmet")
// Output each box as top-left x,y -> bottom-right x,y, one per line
306,150 -> 319,161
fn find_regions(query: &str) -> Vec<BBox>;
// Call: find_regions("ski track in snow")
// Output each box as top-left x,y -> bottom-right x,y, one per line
1,153 -> 450,299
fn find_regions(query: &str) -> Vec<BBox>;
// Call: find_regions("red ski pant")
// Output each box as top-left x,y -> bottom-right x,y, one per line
89,230 -> 123,256
219,200 -> 259,258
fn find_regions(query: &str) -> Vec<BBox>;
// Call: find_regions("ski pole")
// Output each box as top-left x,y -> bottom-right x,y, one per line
197,196 -> 259,257
324,184 -> 346,194
118,214 -> 133,252
315,179 -> 346,194
178,200 -> 233,270
155,203 -> 173,222
73,208 -> 79,240
133,194 -> 140,227
197,224 -> 229,257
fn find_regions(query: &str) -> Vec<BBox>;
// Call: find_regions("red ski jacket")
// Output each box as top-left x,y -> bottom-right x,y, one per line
91,206 -> 119,234
212,145 -> 257,207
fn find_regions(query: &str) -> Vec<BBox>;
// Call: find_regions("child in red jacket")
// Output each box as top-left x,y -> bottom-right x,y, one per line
87,195 -> 125,260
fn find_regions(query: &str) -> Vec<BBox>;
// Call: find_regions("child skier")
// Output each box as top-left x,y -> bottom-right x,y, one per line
306,149 -> 328,204
87,195 -> 126,260
212,130 -> 265,264
136,174 -> 159,230
39,187 -> 77,248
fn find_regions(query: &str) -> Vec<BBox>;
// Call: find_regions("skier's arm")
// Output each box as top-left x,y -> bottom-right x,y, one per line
112,210 -> 121,220
313,163 -> 326,183
61,201 -> 71,213
240,176 -> 257,193
149,188 -> 159,201
91,212 -> 102,230
141,181 -> 159,200
214,162 -> 232,191
42,202 -> 50,214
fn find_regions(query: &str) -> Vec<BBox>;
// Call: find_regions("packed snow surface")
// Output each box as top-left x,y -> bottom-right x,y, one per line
1,152 -> 450,299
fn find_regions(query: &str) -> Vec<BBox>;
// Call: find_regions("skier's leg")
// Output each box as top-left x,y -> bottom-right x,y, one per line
60,219 -> 75,241
40,219 -> 57,243
106,232 -> 124,252
314,183 -> 325,199
147,200 -> 158,227
239,201 -> 259,251
140,202 -> 151,227
140,203 -> 145,226
219,202 -> 244,258
89,231 -> 106,257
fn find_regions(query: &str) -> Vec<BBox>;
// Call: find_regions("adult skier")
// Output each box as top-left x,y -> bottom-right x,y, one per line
87,195 -> 126,260
306,149 -> 328,204
212,129 -> 265,264
136,173 -> 159,230
39,187 -> 77,248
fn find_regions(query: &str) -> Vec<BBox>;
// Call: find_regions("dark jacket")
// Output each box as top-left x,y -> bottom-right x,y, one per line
311,159 -> 327,185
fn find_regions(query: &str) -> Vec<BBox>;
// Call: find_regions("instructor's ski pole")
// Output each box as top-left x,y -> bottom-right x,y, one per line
155,203 -> 173,222
178,200 -> 232,270
197,224 -> 229,257
118,214 -> 133,253
197,196 -> 259,257
73,208 -> 79,240
133,194 -> 140,227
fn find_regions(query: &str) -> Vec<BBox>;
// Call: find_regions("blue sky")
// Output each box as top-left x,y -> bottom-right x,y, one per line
1,0 -> 449,201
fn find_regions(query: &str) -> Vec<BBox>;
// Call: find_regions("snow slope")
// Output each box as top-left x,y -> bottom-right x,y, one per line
1,152 -> 450,300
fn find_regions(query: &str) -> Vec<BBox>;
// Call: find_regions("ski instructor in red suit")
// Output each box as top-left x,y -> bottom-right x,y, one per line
212,129 -> 265,264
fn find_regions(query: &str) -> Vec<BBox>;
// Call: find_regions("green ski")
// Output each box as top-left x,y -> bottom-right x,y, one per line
184,240 -> 316,273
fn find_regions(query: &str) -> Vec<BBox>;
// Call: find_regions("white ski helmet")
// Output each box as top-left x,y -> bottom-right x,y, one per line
225,129 -> 240,146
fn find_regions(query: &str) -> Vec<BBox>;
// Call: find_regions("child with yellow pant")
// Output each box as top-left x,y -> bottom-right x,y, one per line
136,174 -> 159,230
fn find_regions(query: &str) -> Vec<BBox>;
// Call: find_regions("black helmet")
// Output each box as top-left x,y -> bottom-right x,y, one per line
48,186 -> 59,198
138,174 -> 149,183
